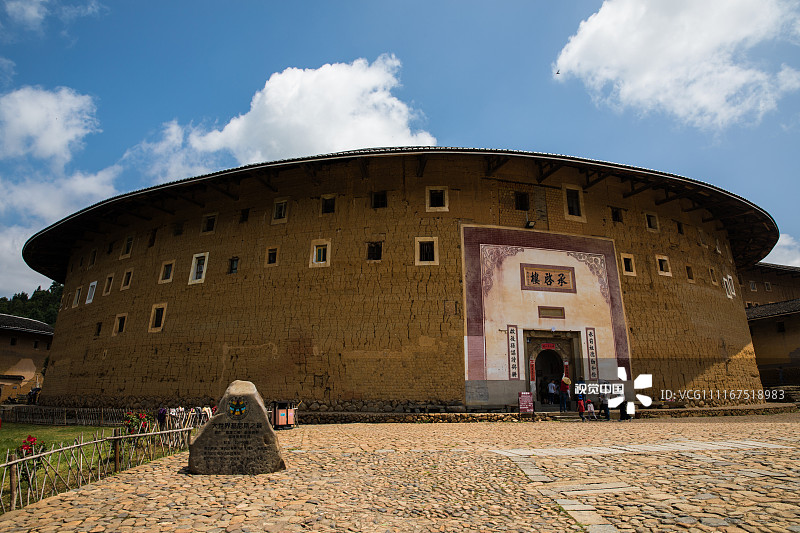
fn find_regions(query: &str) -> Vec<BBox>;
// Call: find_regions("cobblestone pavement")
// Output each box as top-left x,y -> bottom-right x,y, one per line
1,413 -> 798,532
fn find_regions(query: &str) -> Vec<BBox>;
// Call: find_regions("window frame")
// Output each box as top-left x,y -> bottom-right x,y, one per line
309,239 -> 331,268
425,186 -> 449,213
562,185 -> 586,222
611,207 -> 623,223
265,246 -> 280,267
200,213 -> 218,234
320,194 -> 336,215
113,313 -> 127,336
189,252 -> 209,284
85,281 -> 97,304
655,255 -> 672,277
72,287 -> 82,308
371,191 -> 388,209
159,260 -> 175,284
119,235 -> 134,259
120,268 -> 133,291
765,281 -> 772,292
686,264 -> 695,283
710,268 -> 719,286
749,280 -> 757,292
514,191 -> 530,212
645,212 -> 660,232
271,198 -> 289,224
148,303 -> 167,333
102,274 -> 114,296
228,256 -> 239,274
620,253 -> 636,277
414,236 -> 439,266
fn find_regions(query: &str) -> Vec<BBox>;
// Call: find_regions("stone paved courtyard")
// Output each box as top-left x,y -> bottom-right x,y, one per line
1,413 -> 798,532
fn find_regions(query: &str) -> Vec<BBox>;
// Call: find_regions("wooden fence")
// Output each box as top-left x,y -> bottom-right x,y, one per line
0,423 -> 199,514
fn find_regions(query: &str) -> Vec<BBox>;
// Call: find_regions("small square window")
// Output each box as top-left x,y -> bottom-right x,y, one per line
563,185 -> 585,222
514,192 -> 530,211
114,314 -> 127,335
121,269 -> 133,290
107,241 -> 115,255
765,281 -> 772,292
645,213 -> 659,231
159,261 -> 175,284
321,196 -> 336,214
710,268 -> 719,285
89,249 -> 97,267
425,187 -> 449,212
85,281 -> 97,304
72,287 -> 82,307
189,253 -> 209,284
103,274 -> 114,295
686,265 -> 695,282
656,255 -> 671,276
173,222 -> 184,236
148,228 -> 158,247
149,304 -> 167,333
201,214 -> 217,233
33,340 -> 39,349
611,207 -> 623,223
120,236 -> 134,259
228,257 -> 239,274
676,221 -> 684,235
620,253 -> 636,276
239,208 -> 250,223
10,337 -> 17,346
777,321 -> 786,333
266,247 -> 279,266
749,281 -> 757,292
367,242 -> 383,261
415,237 -> 439,265
309,239 -> 331,268
94,322 -> 102,337
371,191 -> 387,209
272,200 -> 288,223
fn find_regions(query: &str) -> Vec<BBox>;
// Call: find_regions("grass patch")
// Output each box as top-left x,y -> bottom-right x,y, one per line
0,423 -> 111,457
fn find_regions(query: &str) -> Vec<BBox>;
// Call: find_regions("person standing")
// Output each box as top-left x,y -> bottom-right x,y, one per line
599,391 -> 610,420
548,380 -> 558,405
559,379 -> 570,412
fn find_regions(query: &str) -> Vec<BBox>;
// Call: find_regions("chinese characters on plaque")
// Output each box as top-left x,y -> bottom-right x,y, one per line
585,327 -> 598,380
507,325 -> 519,380
520,264 -> 577,293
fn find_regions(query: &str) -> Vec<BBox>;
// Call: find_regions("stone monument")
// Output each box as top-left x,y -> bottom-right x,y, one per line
188,380 -> 286,474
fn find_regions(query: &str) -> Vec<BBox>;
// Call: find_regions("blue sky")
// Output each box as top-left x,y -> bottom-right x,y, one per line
1,0 -> 800,296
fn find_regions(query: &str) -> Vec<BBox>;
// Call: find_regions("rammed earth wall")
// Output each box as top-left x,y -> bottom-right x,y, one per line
32,151 -> 767,408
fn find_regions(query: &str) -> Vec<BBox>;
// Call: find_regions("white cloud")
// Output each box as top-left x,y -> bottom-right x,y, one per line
4,0 -> 49,30
555,0 -> 800,129
0,57 -> 14,87
0,224 -> 53,296
131,55 -> 436,182
0,85 -> 99,167
762,234 -> 800,266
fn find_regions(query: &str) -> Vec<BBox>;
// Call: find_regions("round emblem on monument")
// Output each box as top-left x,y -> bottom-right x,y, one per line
226,396 -> 248,420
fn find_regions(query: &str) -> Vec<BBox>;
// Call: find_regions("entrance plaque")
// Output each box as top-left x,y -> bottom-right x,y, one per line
188,380 -> 286,475
519,392 -> 534,414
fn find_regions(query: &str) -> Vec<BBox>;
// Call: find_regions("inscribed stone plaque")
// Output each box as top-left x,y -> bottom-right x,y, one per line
188,380 -> 286,475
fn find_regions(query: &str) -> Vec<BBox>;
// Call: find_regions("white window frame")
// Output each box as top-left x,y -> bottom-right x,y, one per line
562,184 -> 586,223
415,236 -> 439,266
189,252 -> 209,284
159,260 -> 175,284
72,287 -> 82,308
655,255 -> 672,277
425,186 -> 449,213
148,303 -> 168,333
309,239 -> 331,268
271,198 -> 289,224
727,275 -> 736,297
85,281 -> 97,304
620,253 -> 636,277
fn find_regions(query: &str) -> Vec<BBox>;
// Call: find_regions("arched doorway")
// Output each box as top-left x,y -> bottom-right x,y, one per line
535,349 -> 563,404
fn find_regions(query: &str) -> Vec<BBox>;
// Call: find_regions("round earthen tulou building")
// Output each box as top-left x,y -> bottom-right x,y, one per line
23,147 -> 779,411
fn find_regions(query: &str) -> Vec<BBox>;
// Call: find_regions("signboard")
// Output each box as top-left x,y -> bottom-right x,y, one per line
520,264 -> 577,293
518,392 -> 534,414
586,327 -> 598,380
541,342 -> 556,350
507,325 -> 520,380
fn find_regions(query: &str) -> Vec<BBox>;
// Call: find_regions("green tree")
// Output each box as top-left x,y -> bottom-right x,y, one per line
0,282 -> 63,326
